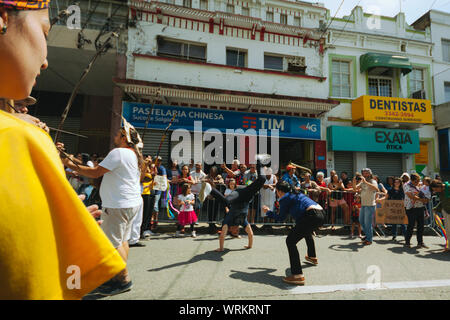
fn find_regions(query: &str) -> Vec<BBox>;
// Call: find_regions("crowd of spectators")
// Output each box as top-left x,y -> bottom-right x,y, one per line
65,155 -> 447,245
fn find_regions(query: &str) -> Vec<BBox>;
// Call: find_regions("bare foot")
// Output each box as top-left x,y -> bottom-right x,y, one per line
215,248 -> 224,252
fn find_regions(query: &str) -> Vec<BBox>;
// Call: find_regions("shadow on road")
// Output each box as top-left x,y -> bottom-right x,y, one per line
414,250 -> 450,262
228,267 -> 289,290
147,249 -> 230,272
328,242 -> 362,252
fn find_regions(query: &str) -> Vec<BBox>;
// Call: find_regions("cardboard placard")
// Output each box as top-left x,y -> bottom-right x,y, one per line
153,175 -> 168,191
376,200 -> 408,224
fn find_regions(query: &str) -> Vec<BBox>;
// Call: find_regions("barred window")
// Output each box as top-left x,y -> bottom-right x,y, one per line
369,78 -> 392,97
241,7 -> 249,16
266,11 -> 273,22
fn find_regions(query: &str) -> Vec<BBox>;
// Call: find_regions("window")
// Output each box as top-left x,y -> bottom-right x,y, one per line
266,11 -> 273,22
410,68 -> 425,97
293,16 -> 301,26
331,60 -> 351,97
442,39 -> 450,62
241,7 -> 249,16
183,0 -> 191,7
369,78 -> 392,97
226,49 -> 246,68
200,0 -> 208,10
445,82 -> 450,102
227,4 -> 234,14
157,37 -> 206,62
280,14 -> 287,24
264,55 -> 284,71
167,0 -> 175,4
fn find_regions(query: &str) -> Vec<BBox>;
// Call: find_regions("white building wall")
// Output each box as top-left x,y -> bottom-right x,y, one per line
127,2 -> 329,99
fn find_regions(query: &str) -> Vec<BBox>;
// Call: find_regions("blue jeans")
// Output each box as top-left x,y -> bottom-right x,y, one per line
359,206 -> 375,242
391,224 -> 407,237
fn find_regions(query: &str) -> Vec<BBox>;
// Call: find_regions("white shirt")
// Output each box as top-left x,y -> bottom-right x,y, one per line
99,148 -> 143,209
190,170 -> 206,194
177,193 -> 195,212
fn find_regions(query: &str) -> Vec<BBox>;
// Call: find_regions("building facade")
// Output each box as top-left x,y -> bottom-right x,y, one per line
120,0 -> 340,169
324,6 -> 436,183
412,10 -> 450,180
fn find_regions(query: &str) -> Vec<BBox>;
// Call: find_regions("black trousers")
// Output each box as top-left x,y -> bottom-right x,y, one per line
140,194 -> 155,236
209,176 -> 266,208
286,209 -> 325,275
405,207 -> 425,245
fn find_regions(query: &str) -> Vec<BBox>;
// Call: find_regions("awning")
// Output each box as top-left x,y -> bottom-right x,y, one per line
360,53 -> 412,75
113,78 -> 340,115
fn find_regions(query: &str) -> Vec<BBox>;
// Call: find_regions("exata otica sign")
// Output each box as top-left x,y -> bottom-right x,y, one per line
352,95 -> 432,125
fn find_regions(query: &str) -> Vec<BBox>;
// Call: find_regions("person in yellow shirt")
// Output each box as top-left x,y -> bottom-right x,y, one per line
0,0 -> 126,299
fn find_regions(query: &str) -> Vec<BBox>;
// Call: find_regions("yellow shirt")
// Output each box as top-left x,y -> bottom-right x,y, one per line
0,111 -> 126,299
142,172 -> 153,195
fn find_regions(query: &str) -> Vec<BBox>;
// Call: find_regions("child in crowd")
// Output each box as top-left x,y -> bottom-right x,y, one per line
351,193 -> 362,239
175,184 -> 198,238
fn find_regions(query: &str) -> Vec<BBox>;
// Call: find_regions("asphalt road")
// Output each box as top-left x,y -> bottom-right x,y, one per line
89,224 -> 450,300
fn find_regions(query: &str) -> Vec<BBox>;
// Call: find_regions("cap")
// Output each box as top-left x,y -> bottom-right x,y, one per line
15,96 -> 37,106
361,168 -> 372,174
401,172 -> 410,179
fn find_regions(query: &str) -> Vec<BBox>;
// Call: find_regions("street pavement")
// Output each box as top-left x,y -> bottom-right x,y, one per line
89,224 -> 450,300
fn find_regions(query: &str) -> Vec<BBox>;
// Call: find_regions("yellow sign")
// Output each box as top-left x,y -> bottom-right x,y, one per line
352,95 -> 432,124
415,142 -> 429,164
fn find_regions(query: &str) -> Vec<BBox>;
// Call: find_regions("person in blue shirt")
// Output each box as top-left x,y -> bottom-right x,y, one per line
282,164 -> 301,192
262,180 -> 325,286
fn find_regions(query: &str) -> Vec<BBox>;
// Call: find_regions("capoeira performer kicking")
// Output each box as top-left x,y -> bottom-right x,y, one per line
198,172 -> 267,252
262,180 -> 325,286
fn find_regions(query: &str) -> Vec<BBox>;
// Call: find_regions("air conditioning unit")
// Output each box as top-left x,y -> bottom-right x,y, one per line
412,90 -> 426,99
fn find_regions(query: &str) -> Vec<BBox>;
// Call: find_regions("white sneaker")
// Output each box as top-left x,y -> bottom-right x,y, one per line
191,231 -> 197,238
143,230 -> 152,238
198,182 -> 212,203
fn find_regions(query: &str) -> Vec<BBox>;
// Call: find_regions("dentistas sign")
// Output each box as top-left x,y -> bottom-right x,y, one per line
327,126 -> 420,153
352,95 -> 432,124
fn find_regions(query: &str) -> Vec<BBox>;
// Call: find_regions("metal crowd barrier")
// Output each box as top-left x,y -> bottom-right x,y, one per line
152,186 -> 445,238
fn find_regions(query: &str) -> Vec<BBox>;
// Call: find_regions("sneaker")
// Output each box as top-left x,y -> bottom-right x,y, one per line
305,255 -> 318,265
191,231 -> 197,238
143,230 -> 152,238
98,281 -> 133,296
198,182 -> 212,203
129,242 -> 146,247
85,279 -> 116,295
283,275 -> 305,286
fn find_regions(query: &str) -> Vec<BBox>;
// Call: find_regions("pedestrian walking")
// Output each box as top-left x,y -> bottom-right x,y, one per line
430,179 -> 450,252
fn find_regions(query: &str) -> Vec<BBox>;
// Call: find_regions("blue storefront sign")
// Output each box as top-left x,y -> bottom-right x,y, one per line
327,126 -> 420,153
122,102 -> 321,140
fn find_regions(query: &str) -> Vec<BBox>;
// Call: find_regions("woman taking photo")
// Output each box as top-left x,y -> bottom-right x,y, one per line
0,1 -> 125,299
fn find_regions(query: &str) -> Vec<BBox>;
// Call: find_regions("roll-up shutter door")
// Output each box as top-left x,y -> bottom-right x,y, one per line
334,151 -> 354,177
138,129 -> 171,167
170,131 -> 204,167
40,116 -> 81,154
366,152 -> 402,184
